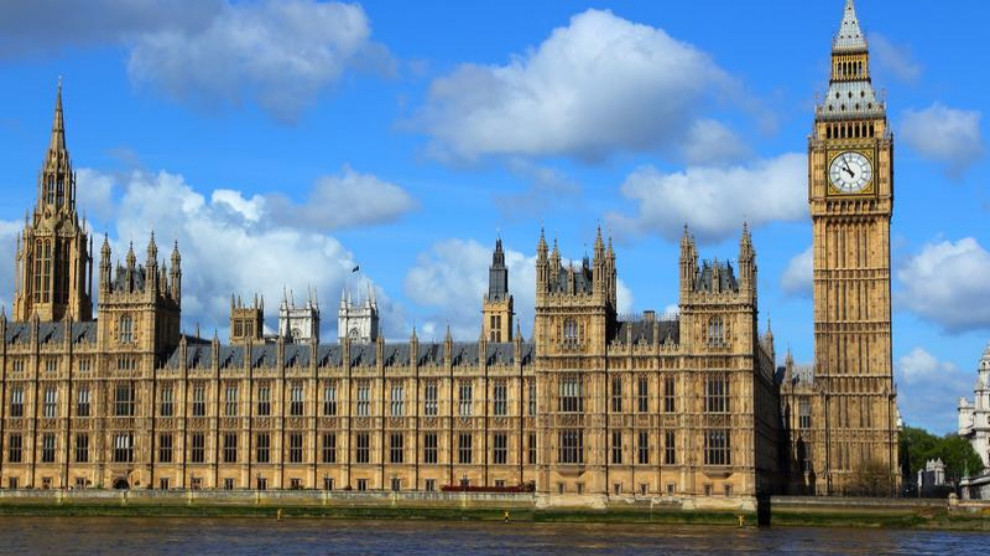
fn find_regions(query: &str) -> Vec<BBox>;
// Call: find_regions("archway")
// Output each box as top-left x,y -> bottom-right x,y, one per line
112,477 -> 130,490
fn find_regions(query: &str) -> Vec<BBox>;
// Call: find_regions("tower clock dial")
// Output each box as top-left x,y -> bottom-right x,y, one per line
829,151 -> 872,193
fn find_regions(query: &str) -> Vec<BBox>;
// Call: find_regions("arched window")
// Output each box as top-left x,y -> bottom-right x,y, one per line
563,318 -> 579,345
707,316 -> 724,346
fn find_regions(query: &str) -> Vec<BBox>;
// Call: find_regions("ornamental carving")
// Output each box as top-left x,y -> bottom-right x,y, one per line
422,417 -> 438,429
320,417 -> 337,429
222,418 -> 238,429
40,418 -> 58,429
287,417 -> 304,430
255,418 -> 272,429
355,417 -> 371,429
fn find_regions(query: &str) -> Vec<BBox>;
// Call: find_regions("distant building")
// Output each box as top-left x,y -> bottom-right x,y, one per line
338,284 -> 378,343
958,343 -> 990,470
279,289 -> 320,344
917,458 -> 946,495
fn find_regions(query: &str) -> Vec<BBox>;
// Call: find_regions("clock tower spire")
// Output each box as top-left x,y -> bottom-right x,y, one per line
805,0 -> 898,495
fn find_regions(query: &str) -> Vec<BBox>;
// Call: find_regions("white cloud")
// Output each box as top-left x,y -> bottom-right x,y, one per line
781,246 -> 813,297
868,33 -> 921,84
412,8 -> 745,163
267,166 -> 416,231
82,168 -> 404,340
896,237 -> 990,333
76,168 -> 117,224
900,103 -> 984,179
126,0 -> 393,122
0,220 -> 21,312
403,238 -> 633,341
493,159 -> 581,219
896,347 -> 973,433
606,153 -> 807,243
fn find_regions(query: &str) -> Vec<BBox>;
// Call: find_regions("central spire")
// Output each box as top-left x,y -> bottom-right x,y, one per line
834,0 -> 867,52
49,76 -> 67,155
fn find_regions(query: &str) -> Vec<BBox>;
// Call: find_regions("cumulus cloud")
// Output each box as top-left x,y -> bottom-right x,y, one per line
900,103 -> 984,179
606,153 -> 807,243
896,237 -> 990,333
868,33 -> 922,84
403,238 -> 633,341
267,166 -> 416,231
0,0 -> 222,58
896,347 -> 973,433
781,245 -> 813,298
412,8 -> 746,164
127,0 -> 392,122
79,168 -> 407,340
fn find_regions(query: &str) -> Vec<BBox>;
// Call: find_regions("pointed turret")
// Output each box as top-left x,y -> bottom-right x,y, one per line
126,241 -> 136,269
834,0 -> 867,53
169,240 -> 182,302
487,237 -> 509,302
679,225 -> 697,295
146,231 -> 158,264
50,77 -> 67,154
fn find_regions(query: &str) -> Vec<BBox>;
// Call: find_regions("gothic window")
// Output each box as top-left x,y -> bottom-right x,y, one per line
390,433 -> 404,464
10,387 -> 24,418
257,384 -> 271,416
637,377 -> 649,413
563,318 -> 579,345
663,377 -> 675,413
223,433 -> 238,463
424,381 -> 438,416
159,433 -> 173,463
256,433 -> 271,463
192,383 -> 205,417
704,429 -> 730,466
120,315 -> 134,344
638,431 -> 650,465
493,381 -> 507,416
190,433 -> 205,463
348,327 -> 360,341
458,381 -> 473,417
42,433 -> 57,463
559,374 -> 583,413
799,399 -> 811,429
705,376 -> 729,413
290,382 -> 304,416
665,431 -> 676,465
8,434 -> 22,463
356,381 -> 371,416
707,316 -> 725,346
115,383 -> 134,417
288,433 -> 303,463
76,387 -> 90,417
611,376 -> 622,413
558,429 -> 583,464
75,433 -> 89,463
160,385 -> 173,417
390,383 -> 405,417
423,432 -> 438,464
528,433 -> 537,465
35,240 -> 52,303
225,385 -> 238,417
493,433 -> 508,464
458,433 -> 473,464
322,433 -> 337,464
114,432 -> 134,463
323,382 -> 337,416
356,433 -> 370,463
528,380 -> 536,416
44,387 -> 57,418
611,431 -> 622,464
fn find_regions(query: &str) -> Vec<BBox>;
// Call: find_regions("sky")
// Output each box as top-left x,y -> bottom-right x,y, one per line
0,0 -> 987,434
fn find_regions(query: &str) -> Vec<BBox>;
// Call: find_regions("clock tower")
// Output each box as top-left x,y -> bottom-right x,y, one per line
809,0 -> 898,494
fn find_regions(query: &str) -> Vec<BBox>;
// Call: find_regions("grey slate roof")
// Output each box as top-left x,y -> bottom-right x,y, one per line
3,321 -> 96,345
694,261 -> 738,293
550,261 -> 594,295
113,264 -> 147,292
615,319 -> 680,345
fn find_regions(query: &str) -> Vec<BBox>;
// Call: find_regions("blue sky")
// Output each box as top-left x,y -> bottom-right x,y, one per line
0,0 -> 987,434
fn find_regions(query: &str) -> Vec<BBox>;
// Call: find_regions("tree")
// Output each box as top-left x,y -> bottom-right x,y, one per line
899,426 -> 983,482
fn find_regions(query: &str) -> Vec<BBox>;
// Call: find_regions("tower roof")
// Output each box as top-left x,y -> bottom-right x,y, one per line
833,0 -> 867,52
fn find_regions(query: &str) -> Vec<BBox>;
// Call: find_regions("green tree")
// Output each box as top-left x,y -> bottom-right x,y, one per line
899,426 -> 983,482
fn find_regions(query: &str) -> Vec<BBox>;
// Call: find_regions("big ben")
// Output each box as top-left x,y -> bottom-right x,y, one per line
809,0 -> 898,494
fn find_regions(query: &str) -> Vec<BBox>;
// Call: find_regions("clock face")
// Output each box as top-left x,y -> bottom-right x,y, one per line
829,151 -> 873,194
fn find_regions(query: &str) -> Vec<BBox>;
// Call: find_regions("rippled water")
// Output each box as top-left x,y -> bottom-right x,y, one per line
1,517 -> 985,555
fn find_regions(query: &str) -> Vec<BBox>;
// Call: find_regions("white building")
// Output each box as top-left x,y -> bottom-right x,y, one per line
338,284 -> 378,343
958,343 -> 990,470
278,288 -> 320,344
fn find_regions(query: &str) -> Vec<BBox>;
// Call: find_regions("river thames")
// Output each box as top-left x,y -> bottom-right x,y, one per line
0,517 -> 985,555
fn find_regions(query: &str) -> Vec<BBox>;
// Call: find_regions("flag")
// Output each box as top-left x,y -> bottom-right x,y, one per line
352,265 -> 360,273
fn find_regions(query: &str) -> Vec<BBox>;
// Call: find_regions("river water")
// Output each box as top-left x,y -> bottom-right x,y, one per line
0,517 -> 984,555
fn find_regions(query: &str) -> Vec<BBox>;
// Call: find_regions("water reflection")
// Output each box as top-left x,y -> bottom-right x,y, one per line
2,517 -> 984,555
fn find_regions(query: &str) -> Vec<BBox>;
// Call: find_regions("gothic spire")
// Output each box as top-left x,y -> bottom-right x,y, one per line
834,0 -> 867,52
49,76 -> 67,155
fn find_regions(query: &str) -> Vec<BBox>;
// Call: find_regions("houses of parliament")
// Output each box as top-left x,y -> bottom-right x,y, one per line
0,1 -> 898,499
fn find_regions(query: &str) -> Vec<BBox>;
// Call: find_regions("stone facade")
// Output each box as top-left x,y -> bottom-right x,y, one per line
780,0 -> 900,496
958,343 -> 990,470
279,290 -> 320,344
337,286 -> 378,344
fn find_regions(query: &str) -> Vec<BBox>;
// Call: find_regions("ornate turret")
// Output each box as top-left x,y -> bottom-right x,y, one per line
483,237 -> 514,342
170,240 -> 182,302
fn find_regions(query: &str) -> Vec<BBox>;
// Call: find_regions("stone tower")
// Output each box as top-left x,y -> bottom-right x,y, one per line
279,288 -> 320,343
13,79 -> 94,322
809,0 -> 898,494
337,284 -> 378,343
482,238 -> 514,342
229,294 -> 264,343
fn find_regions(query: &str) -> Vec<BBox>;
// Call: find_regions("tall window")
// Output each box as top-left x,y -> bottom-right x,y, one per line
35,240 -> 51,303
160,385 -> 174,417
44,387 -> 57,418
558,430 -> 583,464
704,430 -> 730,466
611,431 -> 622,464
707,316 -> 725,346
10,387 -> 24,417
559,375 -> 582,413
356,433 -> 370,463
159,433 -> 173,463
323,382 -> 337,416
423,432 -> 438,464
799,399 -> 811,429
563,318 -> 578,344
390,433 -> 404,464
119,315 -> 134,343
288,433 -> 303,463
390,384 -> 405,417
212,433 -> 234,464
192,383 -> 205,416
611,376 -> 622,413
75,433 -> 89,463
76,386 -> 90,418
637,377 -> 648,413
705,376 -> 729,413
290,383 -> 303,416
458,382 -> 472,417
8,434 -> 22,462
256,433 -> 270,463
458,433 -> 472,464
424,381 -> 438,416
663,377 -> 675,413
493,433 -> 508,464
114,433 -> 134,463
528,433 -> 537,465
493,381 -> 507,416
41,433 -> 56,462
115,383 -> 134,417
665,431 -> 676,465
528,381 -> 536,416
225,385 -> 238,417
191,433 -> 205,463
356,382 -> 370,417
257,384 -> 271,416
322,433 -> 336,463
637,431 -> 649,465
